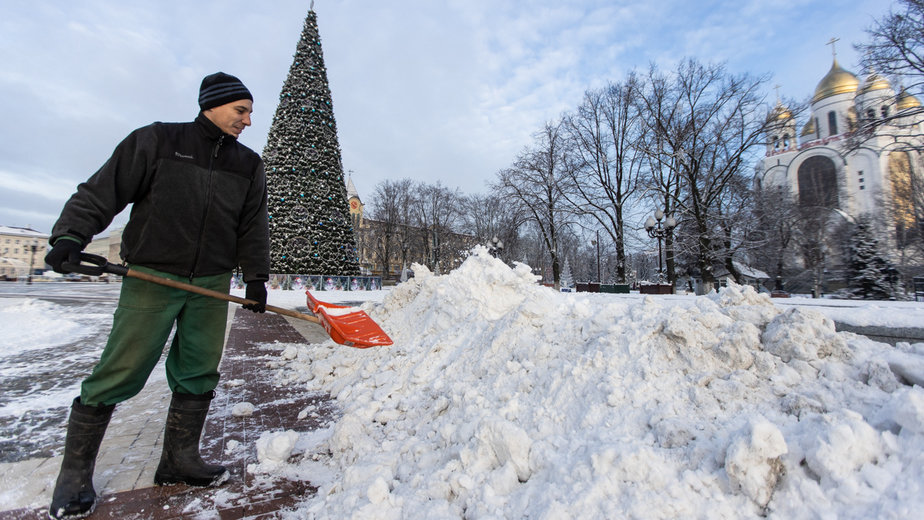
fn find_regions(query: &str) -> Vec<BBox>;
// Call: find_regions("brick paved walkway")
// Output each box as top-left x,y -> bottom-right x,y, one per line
1,307 -> 334,519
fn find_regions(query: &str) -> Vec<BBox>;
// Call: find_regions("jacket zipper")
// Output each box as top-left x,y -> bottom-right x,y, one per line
189,135 -> 224,280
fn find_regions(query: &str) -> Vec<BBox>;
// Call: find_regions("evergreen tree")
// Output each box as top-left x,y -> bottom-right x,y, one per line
847,217 -> 895,300
263,8 -> 359,275
560,258 -> 574,289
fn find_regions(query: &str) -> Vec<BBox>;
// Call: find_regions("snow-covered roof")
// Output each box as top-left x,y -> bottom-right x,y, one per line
713,261 -> 770,280
0,225 -> 48,239
733,260 -> 769,279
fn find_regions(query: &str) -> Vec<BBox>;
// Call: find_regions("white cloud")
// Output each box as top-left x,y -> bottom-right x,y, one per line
0,0 -> 895,230
0,169 -> 76,202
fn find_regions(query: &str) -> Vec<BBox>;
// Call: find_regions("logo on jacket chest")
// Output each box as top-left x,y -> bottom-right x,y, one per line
174,151 -> 195,160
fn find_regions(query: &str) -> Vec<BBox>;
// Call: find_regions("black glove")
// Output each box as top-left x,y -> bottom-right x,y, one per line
243,281 -> 267,313
44,239 -> 83,274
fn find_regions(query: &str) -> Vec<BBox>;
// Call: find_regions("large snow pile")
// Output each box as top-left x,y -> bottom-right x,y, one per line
267,247 -> 924,519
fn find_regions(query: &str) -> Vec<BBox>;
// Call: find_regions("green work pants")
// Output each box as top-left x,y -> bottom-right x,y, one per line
80,266 -> 232,406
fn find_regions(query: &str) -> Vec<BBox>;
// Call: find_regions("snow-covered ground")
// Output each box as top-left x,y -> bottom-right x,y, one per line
0,288 -> 116,462
775,296 -> 924,330
2,249 -> 923,518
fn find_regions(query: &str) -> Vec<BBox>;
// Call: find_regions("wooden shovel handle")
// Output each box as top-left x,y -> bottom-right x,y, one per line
63,253 -> 320,324
124,268 -> 321,324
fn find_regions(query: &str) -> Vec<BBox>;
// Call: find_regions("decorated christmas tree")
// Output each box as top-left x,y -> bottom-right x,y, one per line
263,8 -> 359,275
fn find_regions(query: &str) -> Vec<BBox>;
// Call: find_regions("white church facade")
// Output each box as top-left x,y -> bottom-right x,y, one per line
758,56 -> 923,237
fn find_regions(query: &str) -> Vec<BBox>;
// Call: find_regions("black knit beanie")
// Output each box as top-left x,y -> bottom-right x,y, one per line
198,72 -> 253,111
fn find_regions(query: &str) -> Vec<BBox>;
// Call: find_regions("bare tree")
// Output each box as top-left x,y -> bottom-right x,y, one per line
635,65 -> 689,283
368,178 -> 416,278
560,74 -> 645,283
494,121 -> 576,287
412,181 -> 462,273
460,193 -> 528,262
368,180 -> 402,277
714,172 -> 757,283
857,0 -> 924,99
390,179 -> 419,276
638,59 -> 772,292
750,182 -> 799,290
849,0 -> 924,149
519,222 -> 550,278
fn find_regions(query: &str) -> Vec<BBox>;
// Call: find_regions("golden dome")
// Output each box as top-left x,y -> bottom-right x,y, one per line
800,116 -> 816,137
857,72 -> 892,95
767,102 -> 793,122
813,59 -> 859,102
897,87 -> 921,110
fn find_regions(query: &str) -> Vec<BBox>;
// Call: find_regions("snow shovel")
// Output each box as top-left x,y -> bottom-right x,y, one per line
63,253 -> 392,348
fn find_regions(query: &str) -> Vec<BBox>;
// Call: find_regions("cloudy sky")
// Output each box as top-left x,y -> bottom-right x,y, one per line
0,0 -> 893,235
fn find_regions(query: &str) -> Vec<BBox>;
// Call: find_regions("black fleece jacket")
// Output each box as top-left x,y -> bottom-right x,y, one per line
51,113 -> 269,282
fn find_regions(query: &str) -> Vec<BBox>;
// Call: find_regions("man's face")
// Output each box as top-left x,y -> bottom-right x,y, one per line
204,99 -> 253,137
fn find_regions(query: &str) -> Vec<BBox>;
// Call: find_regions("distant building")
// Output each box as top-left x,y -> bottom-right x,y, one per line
0,225 -> 48,279
758,54 -> 924,237
346,178 -> 476,279
85,227 -> 123,264
346,176 -> 364,231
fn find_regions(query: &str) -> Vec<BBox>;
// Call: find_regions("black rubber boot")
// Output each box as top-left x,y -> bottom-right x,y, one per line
154,391 -> 229,487
48,397 -> 115,519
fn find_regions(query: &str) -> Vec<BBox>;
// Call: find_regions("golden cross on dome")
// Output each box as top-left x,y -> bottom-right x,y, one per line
827,37 -> 840,59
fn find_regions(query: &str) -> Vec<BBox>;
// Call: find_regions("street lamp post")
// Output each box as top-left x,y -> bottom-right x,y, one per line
590,230 -> 601,282
27,240 -> 38,285
644,210 -> 677,283
489,236 -> 504,258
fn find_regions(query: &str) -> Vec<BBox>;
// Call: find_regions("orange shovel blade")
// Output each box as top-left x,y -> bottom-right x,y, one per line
306,291 -> 393,348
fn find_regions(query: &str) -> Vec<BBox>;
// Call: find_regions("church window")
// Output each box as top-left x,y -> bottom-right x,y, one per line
881,106 -> 890,118
797,155 -> 838,208
783,134 -> 790,148
867,108 -> 876,119
773,136 -> 779,149
827,111 -> 838,135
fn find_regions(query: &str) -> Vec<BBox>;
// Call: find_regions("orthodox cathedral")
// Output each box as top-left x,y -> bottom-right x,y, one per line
758,52 -> 923,236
